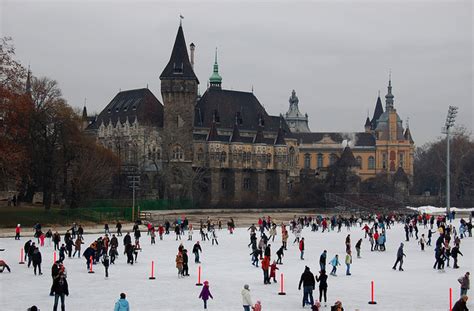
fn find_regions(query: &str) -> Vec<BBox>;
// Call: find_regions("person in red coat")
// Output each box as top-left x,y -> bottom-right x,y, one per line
15,224 -> 21,240
261,256 -> 270,284
158,225 -> 164,240
299,238 -> 305,260
270,260 -> 279,283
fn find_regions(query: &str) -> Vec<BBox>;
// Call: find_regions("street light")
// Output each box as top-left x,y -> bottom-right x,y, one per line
442,105 -> 458,219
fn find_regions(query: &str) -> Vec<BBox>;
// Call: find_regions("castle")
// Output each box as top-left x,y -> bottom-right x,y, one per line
85,24 -> 414,207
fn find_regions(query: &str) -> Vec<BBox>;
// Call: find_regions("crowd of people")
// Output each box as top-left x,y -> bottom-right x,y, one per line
0,211 -> 472,310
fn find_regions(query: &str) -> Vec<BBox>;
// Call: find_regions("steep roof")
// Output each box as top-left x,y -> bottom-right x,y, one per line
338,146 -> 358,167
274,126 -> 286,145
87,88 -> 163,129
207,121 -> 219,141
364,117 -> 371,128
253,125 -> 265,144
230,122 -> 242,143
159,25 -> 199,83
290,132 -> 376,147
404,127 -> 414,143
195,88 -> 290,133
371,96 -> 384,129
393,167 -> 410,183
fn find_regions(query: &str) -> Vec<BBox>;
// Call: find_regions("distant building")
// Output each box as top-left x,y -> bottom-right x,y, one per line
86,23 -> 414,206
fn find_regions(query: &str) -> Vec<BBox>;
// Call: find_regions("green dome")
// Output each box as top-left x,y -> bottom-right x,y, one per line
209,48 -> 222,85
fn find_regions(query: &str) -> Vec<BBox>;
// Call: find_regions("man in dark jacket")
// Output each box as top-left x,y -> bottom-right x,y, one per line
452,295 -> 469,311
50,261 -> 61,296
392,243 -> 406,271
27,242 -> 36,267
298,266 -> 315,307
83,247 -> 95,270
24,240 -> 32,262
192,241 -> 202,263
182,249 -> 189,276
319,250 -> 327,271
52,273 -> 69,311
31,247 -> 42,275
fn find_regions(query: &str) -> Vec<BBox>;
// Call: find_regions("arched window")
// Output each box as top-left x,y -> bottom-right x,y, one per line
172,145 -> 184,161
289,147 -> 296,167
304,153 -> 311,169
329,153 -> 337,165
356,156 -> 362,168
368,156 -> 375,169
317,153 -> 323,168
399,152 -> 404,168
382,153 -> 387,169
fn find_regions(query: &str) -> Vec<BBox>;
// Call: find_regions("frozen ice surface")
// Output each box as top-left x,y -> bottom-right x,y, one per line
0,221 -> 472,310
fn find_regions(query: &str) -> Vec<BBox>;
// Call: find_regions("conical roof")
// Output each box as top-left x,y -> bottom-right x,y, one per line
338,146 -> 358,167
253,125 -> 265,144
404,127 -> 414,143
207,121 -> 219,141
393,167 -> 410,183
160,25 -> 199,83
274,126 -> 286,145
364,117 -> 371,128
371,96 -> 384,129
230,122 -> 242,143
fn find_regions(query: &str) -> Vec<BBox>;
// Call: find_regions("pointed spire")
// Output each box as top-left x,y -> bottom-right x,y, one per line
25,66 -> 32,94
160,24 -> 199,83
364,116 -> 371,128
404,123 -> 414,143
254,124 -> 265,144
82,98 -> 88,119
274,122 -> 286,146
371,94 -> 384,129
385,72 -> 394,110
207,120 -> 219,142
230,118 -> 242,143
209,47 -> 222,89
338,146 -> 357,167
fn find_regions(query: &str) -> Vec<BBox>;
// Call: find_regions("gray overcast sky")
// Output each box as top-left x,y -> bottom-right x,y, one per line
1,0 -> 472,145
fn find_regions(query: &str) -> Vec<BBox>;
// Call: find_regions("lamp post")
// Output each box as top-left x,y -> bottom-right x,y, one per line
442,106 -> 458,219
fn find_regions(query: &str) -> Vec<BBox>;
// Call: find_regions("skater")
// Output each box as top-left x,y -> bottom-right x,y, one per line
250,248 -> 261,267
452,296 -> 468,311
270,260 -> 279,283
114,293 -> 130,311
116,221 -> 122,236
392,242 -> 406,271
261,256 -> 270,284
182,249 -> 190,276
241,284 -> 253,311
59,244 -> 66,263
329,255 -> 340,276
175,224 -> 181,241
15,224 -> 21,240
355,239 -> 362,258
282,229 -> 288,250
104,223 -> 110,235
419,234 -> 426,251
176,252 -> 184,277
150,228 -> 156,245
52,271 -> 69,311
102,254 -> 110,278
188,224 -> 193,241
320,250 -> 327,271
276,245 -> 284,264
316,269 -> 328,307
458,272 -> 470,297
253,301 -> 262,311
27,242 -> 36,267
345,234 -> 351,254
345,251 -> 352,275
198,280 -> 213,309
211,229 -> 219,245
32,247 -> 42,275
193,241 -> 202,263
452,245 -> 464,269
0,260 -> 11,273
298,266 -> 315,307
24,240 -> 32,262
299,237 -> 305,260
330,300 -> 344,311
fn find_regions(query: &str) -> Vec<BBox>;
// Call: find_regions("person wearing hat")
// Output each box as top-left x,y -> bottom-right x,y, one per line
452,295 -> 468,311
330,300 -> 344,311
392,242 -> 406,271
242,284 -> 253,311
15,224 -> 21,240
253,300 -> 262,311
198,280 -> 213,309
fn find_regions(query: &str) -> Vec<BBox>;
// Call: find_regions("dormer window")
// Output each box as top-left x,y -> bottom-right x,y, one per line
124,107 -> 128,112
132,105 -> 136,111
173,62 -> 184,74
108,108 -> 111,113
116,108 -> 119,112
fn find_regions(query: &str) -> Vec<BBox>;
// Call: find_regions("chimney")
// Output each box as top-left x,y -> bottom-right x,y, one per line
190,43 -> 195,69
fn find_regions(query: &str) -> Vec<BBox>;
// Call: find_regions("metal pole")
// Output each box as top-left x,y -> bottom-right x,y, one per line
446,127 -> 450,219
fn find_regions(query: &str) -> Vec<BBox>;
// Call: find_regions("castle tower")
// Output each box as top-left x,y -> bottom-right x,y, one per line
209,48 -> 222,90
160,23 -> 199,200
284,90 -> 310,133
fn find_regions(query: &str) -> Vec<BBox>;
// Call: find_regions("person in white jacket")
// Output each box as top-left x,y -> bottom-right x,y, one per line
241,284 -> 253,311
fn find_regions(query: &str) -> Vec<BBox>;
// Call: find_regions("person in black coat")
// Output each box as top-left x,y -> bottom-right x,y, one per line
102,254 -> 110,278
298,266 -> 315,307
316,270 -> 328,306
451,245 -> 463,269
52,273 -> 69,311
452,295 -> 469,311
31,247 -> 42,275
27,242 -> 36,267
192,241 -> 202,263
24,240 -> 32,262
83,247 -> 95,270
123,233 -> 132,249
182,249 -> 189,276
276,246 -> 284,264
50,261 -> 61,296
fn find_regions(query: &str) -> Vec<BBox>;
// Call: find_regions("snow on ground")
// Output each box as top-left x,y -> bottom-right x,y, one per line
407,206 -> 474,214
0,222 -> 473,311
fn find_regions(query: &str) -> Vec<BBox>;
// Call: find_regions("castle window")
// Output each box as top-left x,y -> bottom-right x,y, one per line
356,156 -> 362,168
304,153 -> 311,169
243,178 -> 251,190
172,145 -> 184,161
243,152 -> 251,163
329,153 -> 337,166
197,148 -> 204,161
289,147 -> 296,167
368,156 -> 375,169
173,62 -> 183,74
267,153 -> 272,165
221,178 -> 228,190
220,151 -> 226,163
399,152 -> 404,168
317,153 -> 323,168
382,153 -> 387,169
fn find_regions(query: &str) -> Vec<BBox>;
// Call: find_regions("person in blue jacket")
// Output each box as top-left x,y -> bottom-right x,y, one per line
114,293 -> 130,311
